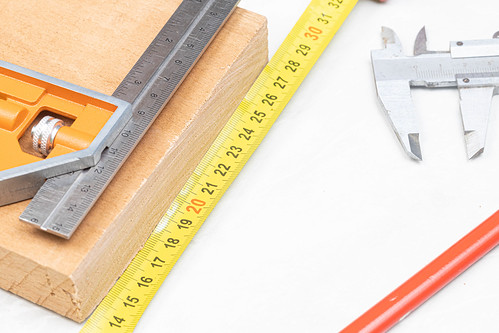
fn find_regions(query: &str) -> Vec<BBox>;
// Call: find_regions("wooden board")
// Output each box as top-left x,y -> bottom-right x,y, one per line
0,0 -> 267,322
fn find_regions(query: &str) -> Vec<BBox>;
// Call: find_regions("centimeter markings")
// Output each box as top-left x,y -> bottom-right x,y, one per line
20,0 -> 207,230
114,0 -> 213,105
81,0 -> 358,331
20,0 -> 240,239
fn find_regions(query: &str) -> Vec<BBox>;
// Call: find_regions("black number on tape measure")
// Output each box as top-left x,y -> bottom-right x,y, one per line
123,296 -> 139,308
262,94 -> 277,106
165,238 -> 180,248
67,203 -> 77,212
121,130 -> 131,138
137,276 -> 153,288
227,145 -> 243,158
296,44 -> 311,56
151,256 -> 165,268
81,185 -> 91,193
238,133 -> 251,140
273,82 -> 285,90
318,13 -> 332,24
201,187 -> 215,195
239,128 -> 254,141
328,0 -> 344,9
285,60 -> 300,73
168,238 -> 180,244
274,76 -> 288,89
201,182 -> 218,195
214,163 -> 231,177
109,147 -> 118,155
277,76 -> 288,84
177,219 -> 193,230
109,315 -> 125,328
251,110 -> 266,123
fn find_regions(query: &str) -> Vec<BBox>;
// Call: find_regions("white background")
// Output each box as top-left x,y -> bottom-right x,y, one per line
2,0 -> 499,332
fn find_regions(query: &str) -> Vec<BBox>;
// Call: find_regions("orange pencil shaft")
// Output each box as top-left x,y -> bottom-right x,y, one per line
341,210 -> 499,333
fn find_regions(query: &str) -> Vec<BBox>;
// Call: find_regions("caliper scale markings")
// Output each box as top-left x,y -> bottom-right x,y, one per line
372,27 -> 499,160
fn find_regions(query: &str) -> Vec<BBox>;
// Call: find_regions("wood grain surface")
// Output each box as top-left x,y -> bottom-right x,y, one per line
0,0 -> 267,322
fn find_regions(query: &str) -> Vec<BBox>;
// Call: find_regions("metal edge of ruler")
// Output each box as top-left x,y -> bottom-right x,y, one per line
81,0 -> 359,331
20,0 -> 241,239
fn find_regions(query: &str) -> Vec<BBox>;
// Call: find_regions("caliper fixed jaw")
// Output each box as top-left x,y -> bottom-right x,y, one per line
372,27 -> 499,160
372,27 -> 422,161
374,79 -> 422,161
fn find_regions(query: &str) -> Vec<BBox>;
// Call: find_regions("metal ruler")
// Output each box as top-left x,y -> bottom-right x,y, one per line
81,0 -> 359,331
20,0 -> 240,239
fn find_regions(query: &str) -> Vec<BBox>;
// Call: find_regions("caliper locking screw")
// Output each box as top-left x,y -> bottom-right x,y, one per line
31,116 -> 65,156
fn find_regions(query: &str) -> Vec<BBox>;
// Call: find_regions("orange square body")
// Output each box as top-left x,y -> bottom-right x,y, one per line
0,66 -> 123,171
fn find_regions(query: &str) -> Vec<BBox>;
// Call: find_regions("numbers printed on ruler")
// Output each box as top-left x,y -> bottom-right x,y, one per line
83,0 -> 359,331
234,6 -> 332,145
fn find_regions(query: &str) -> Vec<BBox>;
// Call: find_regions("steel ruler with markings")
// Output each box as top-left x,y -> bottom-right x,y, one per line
81,0 -> 359,331
20,0 -> 240,239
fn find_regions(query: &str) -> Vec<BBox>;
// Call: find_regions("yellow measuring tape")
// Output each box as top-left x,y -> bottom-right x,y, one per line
81,0 -> 358,331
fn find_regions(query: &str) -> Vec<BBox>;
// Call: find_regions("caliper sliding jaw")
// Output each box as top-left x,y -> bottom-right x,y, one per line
372,27 -> 499,160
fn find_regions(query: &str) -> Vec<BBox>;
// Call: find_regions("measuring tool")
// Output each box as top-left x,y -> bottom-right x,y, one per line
0,61 -> 131,206
372,27 -> 499,160
16,0 -> 240,238
81,0 -> 363,331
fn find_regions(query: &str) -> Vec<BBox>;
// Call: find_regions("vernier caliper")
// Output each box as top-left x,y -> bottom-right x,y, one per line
372,27 -> 499,160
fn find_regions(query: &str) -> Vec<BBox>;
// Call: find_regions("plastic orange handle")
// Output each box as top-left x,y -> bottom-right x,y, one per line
341,210 -> 499,333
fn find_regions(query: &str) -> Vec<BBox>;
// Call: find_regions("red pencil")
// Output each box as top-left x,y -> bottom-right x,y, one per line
341,210 -> 499,333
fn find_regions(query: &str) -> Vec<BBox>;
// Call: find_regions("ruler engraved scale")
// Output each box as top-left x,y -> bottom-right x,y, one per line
20,0 -> 240,239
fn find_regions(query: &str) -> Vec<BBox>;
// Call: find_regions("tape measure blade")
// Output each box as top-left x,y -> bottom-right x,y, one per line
82,0 -> 359,331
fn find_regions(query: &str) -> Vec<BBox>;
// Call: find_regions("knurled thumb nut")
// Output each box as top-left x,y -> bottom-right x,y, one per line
31,116 -> 65,157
